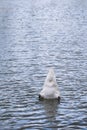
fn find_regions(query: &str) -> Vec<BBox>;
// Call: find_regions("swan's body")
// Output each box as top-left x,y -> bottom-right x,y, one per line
39,68 -> 60,100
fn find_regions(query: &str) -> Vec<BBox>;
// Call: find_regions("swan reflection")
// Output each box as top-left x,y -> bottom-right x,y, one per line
40,99 -> 60,129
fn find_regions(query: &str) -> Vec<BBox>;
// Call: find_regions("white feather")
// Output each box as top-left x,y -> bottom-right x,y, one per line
39,68 -> 60,99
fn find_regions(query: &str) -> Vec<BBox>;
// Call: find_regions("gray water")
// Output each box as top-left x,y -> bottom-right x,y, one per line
0,0 -> 87,129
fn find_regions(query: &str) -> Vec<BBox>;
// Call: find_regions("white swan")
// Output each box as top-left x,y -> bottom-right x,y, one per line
39,68 -> 60,101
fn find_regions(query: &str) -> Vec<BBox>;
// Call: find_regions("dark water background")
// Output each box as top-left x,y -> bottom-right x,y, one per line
0,0 -> 87,129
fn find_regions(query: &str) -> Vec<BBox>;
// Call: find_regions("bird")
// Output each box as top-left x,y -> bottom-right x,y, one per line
39,68 -> 60,101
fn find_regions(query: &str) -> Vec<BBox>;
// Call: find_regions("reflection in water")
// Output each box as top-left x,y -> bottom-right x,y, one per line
40,100 -> 60,129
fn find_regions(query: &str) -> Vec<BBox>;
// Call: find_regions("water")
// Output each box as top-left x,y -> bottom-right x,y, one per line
0,0 -> 87,129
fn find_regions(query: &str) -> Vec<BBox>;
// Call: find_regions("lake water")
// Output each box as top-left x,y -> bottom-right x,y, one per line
0,0 -> 87,129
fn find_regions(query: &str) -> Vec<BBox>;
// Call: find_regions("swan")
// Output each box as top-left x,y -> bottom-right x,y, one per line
39,68 -> 60,101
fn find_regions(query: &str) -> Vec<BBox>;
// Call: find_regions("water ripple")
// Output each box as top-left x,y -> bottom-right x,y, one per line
0,0 -> 87,129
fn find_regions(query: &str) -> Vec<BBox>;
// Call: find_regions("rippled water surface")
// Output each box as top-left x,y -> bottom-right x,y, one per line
0,0 -> 87,129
